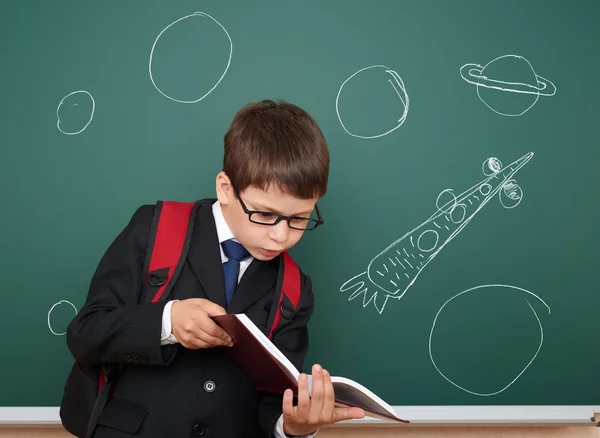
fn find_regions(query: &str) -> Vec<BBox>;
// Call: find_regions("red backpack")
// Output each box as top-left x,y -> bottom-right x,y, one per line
74,200 -> 303,438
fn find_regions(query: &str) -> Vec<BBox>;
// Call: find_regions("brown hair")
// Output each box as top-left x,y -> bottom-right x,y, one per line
223,99 -> 329,199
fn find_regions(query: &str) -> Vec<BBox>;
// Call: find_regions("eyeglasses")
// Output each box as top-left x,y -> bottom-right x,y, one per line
232,185 -> 324,231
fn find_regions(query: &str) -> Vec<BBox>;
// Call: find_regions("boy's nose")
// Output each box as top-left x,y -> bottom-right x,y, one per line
268,220 -> 289,243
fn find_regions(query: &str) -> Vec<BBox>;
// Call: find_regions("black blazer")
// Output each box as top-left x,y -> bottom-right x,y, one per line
66,198 -> 315,438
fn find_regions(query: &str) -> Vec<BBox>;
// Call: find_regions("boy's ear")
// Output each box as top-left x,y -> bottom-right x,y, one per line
216,171 -> 232,205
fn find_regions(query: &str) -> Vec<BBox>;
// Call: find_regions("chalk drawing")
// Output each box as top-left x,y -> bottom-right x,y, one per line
340,152 -> 534,314
149,12 -> 232,104
336,65 -> 409,139
48,300 -> 77,335
460,54 -> 556,116
429,284 -> 551,396
56,90 -> 95,135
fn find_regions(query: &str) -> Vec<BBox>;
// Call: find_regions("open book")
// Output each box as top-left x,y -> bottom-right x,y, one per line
211,313 -> 409,423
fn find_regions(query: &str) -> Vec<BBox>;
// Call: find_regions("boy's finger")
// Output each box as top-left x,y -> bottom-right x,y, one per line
197,328 -> 230,347
296,373 -> 310,423
308,365 -> 324,422
334,407 -> 366,422
211,325 -> 233,344
322,369 -> 335,421
200,314 -> 233,343
282,389 -> 295,419
184,336 -> 210,350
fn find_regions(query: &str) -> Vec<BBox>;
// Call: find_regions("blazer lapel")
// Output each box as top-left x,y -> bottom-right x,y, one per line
187,200 -> 228,308
227,257 -> 278,314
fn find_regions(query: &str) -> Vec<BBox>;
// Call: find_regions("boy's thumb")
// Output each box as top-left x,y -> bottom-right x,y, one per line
203,300 -> 227,316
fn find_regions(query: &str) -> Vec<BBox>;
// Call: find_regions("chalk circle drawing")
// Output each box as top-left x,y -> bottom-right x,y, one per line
429,284 -> 551,396
460,54 -> 556,116
340,152 -> 533,314
48,300 -> 78,335
56,90 -> 95,135
149,12 -> 232,104
335,65 -> 409,139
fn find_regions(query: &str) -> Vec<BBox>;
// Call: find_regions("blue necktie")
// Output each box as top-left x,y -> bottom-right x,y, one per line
221,239 -> 250,305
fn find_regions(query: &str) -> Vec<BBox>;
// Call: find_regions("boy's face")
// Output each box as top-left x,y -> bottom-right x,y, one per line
216,172 -> 318,261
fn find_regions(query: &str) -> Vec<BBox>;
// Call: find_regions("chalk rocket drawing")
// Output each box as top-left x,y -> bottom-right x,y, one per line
340,152 -> 534,314
148,12 -> 232,104
460,54 -> 556,116
429,284 -> 550,396
336,64 -> 409,139
56,90 -> 95,135
48,300 -> 78,335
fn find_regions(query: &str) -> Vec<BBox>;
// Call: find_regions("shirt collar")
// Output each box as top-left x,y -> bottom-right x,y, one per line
212,200 -> 237,244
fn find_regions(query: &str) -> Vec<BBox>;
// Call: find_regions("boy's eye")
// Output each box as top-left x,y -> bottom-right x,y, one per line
253,212 -> 278,223
290,217 -> 309,226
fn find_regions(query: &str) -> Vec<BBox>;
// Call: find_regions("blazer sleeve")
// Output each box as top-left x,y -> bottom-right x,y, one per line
257,272 -> 316,436
66,204 -> 177,367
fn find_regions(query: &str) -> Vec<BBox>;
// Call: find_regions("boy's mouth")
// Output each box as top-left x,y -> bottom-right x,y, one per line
260,248 -> 282,257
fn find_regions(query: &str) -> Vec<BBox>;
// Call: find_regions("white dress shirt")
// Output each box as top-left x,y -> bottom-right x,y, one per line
160,200 -> 318,438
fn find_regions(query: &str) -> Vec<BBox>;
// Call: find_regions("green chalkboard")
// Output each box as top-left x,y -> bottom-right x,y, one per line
1,0 -> 599,412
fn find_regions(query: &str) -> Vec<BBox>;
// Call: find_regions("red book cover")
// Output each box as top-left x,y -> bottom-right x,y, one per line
211,313 -> 301,395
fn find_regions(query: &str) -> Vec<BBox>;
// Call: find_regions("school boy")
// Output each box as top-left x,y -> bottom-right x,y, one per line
63,100 -> 365,437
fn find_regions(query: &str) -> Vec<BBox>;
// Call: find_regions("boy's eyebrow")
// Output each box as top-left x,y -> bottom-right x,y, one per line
248,200 -> 312,217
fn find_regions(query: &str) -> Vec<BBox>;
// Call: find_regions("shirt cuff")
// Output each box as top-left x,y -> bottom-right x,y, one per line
160,300 -> 179,345
273,414 -> 319,438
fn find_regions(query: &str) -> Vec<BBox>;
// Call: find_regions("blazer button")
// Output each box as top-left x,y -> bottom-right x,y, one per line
123,354 -> 132,363
204,380 -> 216,392
192,424 -> 205,436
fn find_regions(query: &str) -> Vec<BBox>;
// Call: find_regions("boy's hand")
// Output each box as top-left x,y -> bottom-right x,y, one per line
171,299 -> 233,349
282,364 -> 365,436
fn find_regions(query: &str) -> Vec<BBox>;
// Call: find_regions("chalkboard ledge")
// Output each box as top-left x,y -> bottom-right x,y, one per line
333,406 -> 600,427
0,407 -> 598,427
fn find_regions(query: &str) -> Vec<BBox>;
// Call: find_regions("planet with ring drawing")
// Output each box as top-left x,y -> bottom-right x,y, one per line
460,54 -> 556,116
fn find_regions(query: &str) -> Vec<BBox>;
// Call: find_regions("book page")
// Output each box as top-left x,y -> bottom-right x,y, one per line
330,376 -> 398,418
303,375 -> 400,421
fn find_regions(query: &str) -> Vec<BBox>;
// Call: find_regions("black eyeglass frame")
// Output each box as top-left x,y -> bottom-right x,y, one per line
232,185 -> 324,231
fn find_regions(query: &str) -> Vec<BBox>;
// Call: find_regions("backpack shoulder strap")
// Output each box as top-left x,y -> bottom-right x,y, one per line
268,251 -> 302,339
85,201 -> 199,438
141,200 -> 199,304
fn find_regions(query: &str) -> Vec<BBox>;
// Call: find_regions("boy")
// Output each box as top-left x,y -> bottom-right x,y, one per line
63,100 -> 365,437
